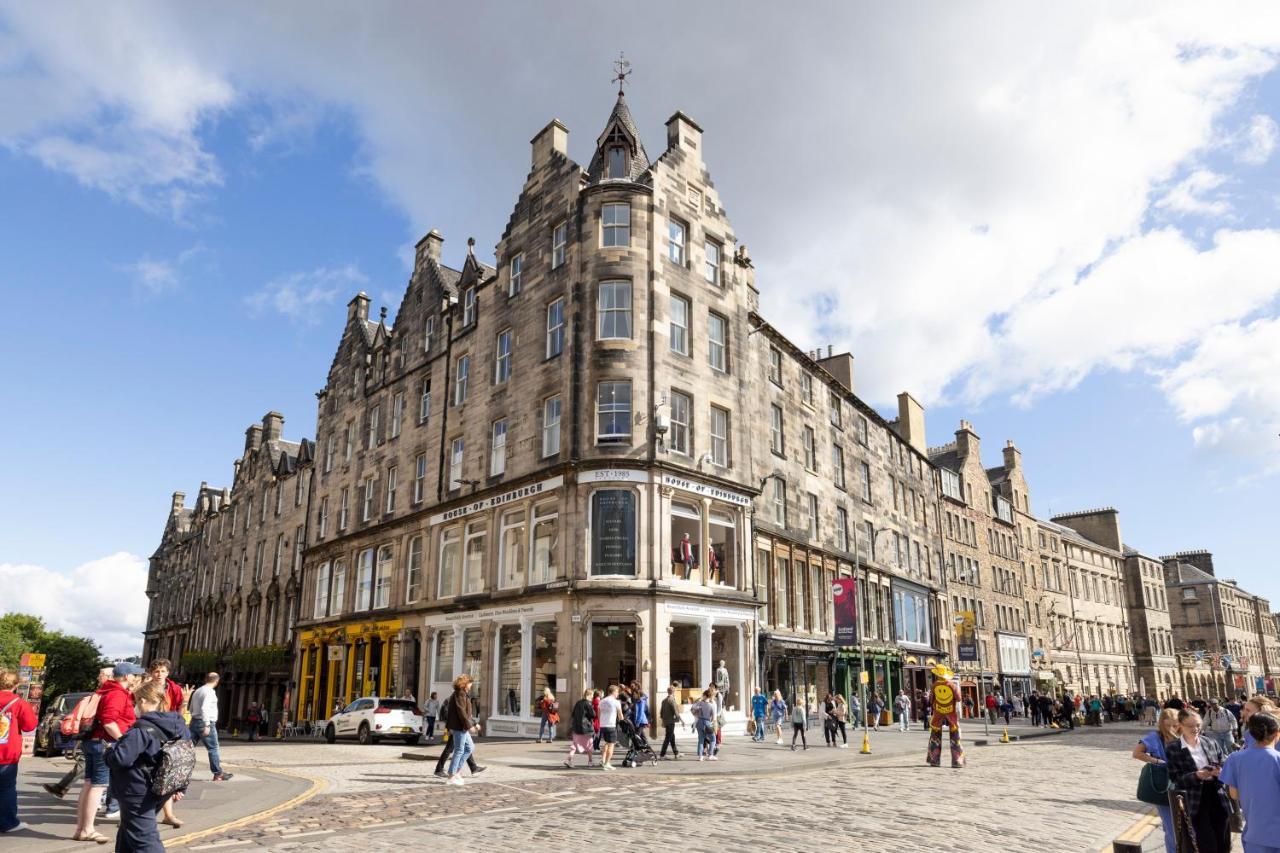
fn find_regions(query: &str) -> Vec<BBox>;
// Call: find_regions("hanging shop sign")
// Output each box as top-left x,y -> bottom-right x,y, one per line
660,473 -> 751,507
831,577 -> 859,647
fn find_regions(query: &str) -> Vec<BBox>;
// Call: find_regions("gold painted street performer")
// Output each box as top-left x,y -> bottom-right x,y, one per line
925,664 -> 965,768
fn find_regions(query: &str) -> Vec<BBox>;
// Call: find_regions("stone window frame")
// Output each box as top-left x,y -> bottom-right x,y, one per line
707,311 -> 728,373
597,279 -> 633,341
601,202 -> 631,248
669,388 -> 692,456
709,405 -> 730,468
667,217 -> 687,266
545,298 -> 565,359
508,252 -> 524,297
668,292 -> 691,356
494,328 -> 513,385
595,380 -> 632,444
551,221 -> 568,269
490,418 -> 508,477
542,395 -> 562,458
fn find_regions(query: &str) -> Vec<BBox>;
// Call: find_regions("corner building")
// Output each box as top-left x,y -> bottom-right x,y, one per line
297,96 -> 768,732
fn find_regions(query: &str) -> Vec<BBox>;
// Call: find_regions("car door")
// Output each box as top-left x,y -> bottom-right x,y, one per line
334,700 -> 360,735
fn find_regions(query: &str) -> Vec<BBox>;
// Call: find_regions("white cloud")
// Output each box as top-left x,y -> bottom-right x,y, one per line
1154,170 -> 1230,216
245,264 -> 367,324
1237,113 -> 1278,165
0,552 -> 148,659
117,244 -> 204,297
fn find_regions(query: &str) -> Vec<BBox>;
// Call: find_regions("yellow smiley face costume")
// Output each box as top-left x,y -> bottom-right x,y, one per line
925,664 -> 964,768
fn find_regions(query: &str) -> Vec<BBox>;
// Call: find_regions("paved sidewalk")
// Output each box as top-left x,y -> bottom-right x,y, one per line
4,751 -> 312,852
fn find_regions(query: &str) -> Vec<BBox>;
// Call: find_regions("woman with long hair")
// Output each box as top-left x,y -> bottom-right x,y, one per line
1165,709 -> 1232,853
443,675 -> 479,787
105,680 -> 191,852
1132,708 -> 1180,853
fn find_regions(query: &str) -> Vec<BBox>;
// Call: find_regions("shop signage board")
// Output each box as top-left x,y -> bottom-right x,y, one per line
580,468 -> 648,484
429,476 -> 564,525
591,488 -> 636,575
422,600 -> 562,627
831,577 -> 858,647
327,646 -> 345,661
660,473 -> 751,506
955,611 -> 978,662
665,601 -> 755,621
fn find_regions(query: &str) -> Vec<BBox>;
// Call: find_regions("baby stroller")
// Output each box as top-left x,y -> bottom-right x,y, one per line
617,718 -> 659,767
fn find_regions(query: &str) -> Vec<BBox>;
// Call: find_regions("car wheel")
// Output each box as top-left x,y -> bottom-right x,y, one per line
357,723 -> 372,745
324,724 -> 336,744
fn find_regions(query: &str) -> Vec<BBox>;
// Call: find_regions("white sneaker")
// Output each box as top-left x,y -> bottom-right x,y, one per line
445,776 -> 464,786
102,811 -> 120,821
708,755 -> 719,761
603,763 -> 615,771
698,755 -> 706,762
839,743 -> 849,749
775,738 -> 783,745
0,823 -> 30,834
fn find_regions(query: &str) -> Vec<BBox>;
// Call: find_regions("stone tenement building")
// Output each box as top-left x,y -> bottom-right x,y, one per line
1163,551 -> 1279,697
144,90 -> 1278,731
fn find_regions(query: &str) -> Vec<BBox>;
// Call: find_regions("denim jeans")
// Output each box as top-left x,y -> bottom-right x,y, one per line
538,717 -> 555,741
753,716 -> 766,741
695,720 -> 714,757
190,718 -> 224,776
898,712 -> 909,732
447,730 -> 473,776
0,762 -> 18,833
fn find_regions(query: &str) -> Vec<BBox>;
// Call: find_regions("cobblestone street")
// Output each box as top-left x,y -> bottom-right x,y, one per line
173,723 -> 1160,851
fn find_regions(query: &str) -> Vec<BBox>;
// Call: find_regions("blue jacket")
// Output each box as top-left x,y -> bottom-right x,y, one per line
106,711 -> 190,801
631,696 -> 649,727
751,693 -> 768,718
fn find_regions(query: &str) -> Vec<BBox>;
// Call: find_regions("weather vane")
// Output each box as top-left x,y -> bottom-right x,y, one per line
612,52 -> 632,96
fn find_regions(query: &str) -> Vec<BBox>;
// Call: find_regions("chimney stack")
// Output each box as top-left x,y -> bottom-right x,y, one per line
1002,439 -> 1021,472
347,291 -> 371,325
665,111 -> 703,160
817,351 -> 855,394
245,422 -> 263,453
170,491 -> 185,515
531,119 -> 569,168
955,420 -> 980,458
415,229 -> 443,268
262,411 -> 284,443
896,392 -> 927,454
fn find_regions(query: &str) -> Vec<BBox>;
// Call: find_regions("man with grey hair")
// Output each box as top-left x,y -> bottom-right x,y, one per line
189,673 -> 233,781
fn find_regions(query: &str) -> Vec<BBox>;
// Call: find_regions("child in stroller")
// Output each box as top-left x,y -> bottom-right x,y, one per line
617,717 -> 659,767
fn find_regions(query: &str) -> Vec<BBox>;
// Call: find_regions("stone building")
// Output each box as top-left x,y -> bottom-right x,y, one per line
1163,550 -> 1279,697
929,423 -> 1032,708
144,412 -> 314,728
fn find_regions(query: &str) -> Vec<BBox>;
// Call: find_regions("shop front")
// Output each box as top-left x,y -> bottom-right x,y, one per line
997,632 -> 1032,700
295,618 -> 404,721
421,599 -> 565,739
762,635 -> 833,724
660,600 -> 754,714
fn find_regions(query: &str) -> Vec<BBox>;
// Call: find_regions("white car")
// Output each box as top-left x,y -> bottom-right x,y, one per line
325,696 -> 424,745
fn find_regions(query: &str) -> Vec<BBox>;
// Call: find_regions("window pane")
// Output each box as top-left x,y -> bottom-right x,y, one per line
433,631 -> 454,684
669,295 -> 689,354
497,624 -> 522,715
531,503 -> 559,584
708,313 -> 727,371
597,381 -> 631,441
530,623 -> 559,716
668,220 -> 685,264
670,391 -> 691,455
591,490 -> 636,576
602,202 -> 630,247
439,528 -> 460,597
598,280 -> 632,340
464,523 -> 486,594
499,509 -> 526,589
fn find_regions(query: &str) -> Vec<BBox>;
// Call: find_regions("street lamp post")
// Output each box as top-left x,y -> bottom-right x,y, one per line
852,525 -> 892,747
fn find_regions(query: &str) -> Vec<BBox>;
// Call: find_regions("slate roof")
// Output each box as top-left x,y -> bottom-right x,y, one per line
585,93 -> 652,184
927,446 -> 959,472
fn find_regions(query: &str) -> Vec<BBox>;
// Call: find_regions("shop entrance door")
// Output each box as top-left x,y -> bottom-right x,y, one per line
590,623 -> 637,690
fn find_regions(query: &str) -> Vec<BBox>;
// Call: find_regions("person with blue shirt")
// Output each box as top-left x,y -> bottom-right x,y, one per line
1220,712 -> 1280,853
750,687 -> 767,742
768,690 -> 787,745
1132,708 -> 1181,853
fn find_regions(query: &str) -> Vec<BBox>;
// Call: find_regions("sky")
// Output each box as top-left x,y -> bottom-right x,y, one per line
1,2 -> 1279,658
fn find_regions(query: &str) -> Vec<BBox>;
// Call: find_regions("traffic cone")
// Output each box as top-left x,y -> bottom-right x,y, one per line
860,730 -> 872,754
1000,727 -> 1010,743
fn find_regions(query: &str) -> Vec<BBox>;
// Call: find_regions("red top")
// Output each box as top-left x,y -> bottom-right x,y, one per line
0,690 -> 38,765
164,679 -> 185,714
91,680 -> 136,741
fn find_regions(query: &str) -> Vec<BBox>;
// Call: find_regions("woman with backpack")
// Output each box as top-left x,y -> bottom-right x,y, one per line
106,680 -> 191,852
536,688 -> 559,743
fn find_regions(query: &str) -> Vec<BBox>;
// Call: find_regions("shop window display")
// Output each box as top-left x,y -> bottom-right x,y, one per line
530,623 -> 558,714
590,622 -> 636,689
497,624 -> 521,715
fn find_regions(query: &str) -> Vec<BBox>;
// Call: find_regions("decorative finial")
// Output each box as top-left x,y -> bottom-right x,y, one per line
379,306 -> 387,323
612,51 -> 632,96
466,236 -> 476,257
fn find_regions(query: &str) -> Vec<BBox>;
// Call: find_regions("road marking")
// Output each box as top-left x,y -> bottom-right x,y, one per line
364,820 -> 406,829
165,765 -> 329,849
487,780 -> 558,799
191,842 -> 254,850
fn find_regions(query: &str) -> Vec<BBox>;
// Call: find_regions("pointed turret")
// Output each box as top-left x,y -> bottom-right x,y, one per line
586,92 -> 650,184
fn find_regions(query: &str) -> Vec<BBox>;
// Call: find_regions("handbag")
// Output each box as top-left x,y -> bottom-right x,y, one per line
1137,762 -> 1172,805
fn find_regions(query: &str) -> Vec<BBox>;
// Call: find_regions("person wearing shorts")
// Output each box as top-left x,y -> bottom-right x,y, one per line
597,686 -> 622,770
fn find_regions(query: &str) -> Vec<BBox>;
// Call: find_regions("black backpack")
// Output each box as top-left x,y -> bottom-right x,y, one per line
137,721 -> 196,798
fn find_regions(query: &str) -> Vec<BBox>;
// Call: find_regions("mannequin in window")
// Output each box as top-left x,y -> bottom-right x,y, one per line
707,544 -> 720,585
680,533 -> 695,577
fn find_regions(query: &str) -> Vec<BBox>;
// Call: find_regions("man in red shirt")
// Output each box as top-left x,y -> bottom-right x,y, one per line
0,669 -> 39,834
146,659 -> 189,828
74,662 -> 143,844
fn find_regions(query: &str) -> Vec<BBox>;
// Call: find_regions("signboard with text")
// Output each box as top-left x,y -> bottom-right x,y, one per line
831,577 -> 858,647
955,612 -> 978,662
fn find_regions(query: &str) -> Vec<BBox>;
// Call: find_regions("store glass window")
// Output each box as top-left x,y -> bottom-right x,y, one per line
499,509 -> 526,589
464,521 -> 486,594
669,500 -> 701,579
591,489 -> 636,576
464,628 -> 483,708
438,527 -> 460,597
433,631 -> 455,684
776,557 -> 790,626
497,624 -> 522,716
530,502 -> 559,584
530,623 -> 558,715
709,508 -> 736,587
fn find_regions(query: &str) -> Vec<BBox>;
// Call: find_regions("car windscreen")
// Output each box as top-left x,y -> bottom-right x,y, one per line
376,700 -> 417,711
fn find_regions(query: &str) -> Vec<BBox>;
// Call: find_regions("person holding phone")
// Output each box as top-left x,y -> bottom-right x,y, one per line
1165,709 -> 1232,853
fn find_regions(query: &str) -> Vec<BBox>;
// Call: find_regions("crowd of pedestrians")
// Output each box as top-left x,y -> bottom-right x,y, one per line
1131,693 -> 1279,853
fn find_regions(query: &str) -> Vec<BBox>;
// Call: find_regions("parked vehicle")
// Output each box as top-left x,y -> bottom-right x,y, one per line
324,697 -> 423,745
35,691 -> 91,756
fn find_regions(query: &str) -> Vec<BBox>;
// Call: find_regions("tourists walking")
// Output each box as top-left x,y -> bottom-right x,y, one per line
659,685 -> 682,759
188,673 -> 232,783
692,690 -> 717,761
146,659 -> 188,829
443,675 -> 479,787
769,690 -> 787,745
1028,691 -> 1041,726
591,690 -> 603,751
245,703 -> 263,741
423,691 -> 440,742
1240,694 -> 1277,748
868,693 -> 884,731
831,695 -> 849,747
75,662 -> 144,844
790,697 -> 808,750
1166,709 -> 1232,853
1204,701 -> 1237,754
43,667 -> 113,802
105,679 -> 192,852
1132,708 -> 1180,853
597,686 -> 622,770
631,688 -> 650,734
1000,696 -> 1014,726
0,669 -> 38,835
1220,711 -> 1280,853
822,693 -> 837,746
895,690 -> 912,732
564,690 -> 596,768
536,687 -> 559,743
750,687 -> 767,742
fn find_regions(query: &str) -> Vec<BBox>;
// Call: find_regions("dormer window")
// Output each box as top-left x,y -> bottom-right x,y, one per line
607,146 -> 627,179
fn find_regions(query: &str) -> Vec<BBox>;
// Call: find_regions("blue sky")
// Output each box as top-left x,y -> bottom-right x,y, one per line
2,3 -> 1279,656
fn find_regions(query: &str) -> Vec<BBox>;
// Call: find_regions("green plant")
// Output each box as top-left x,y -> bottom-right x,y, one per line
229,644 -> 291,673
